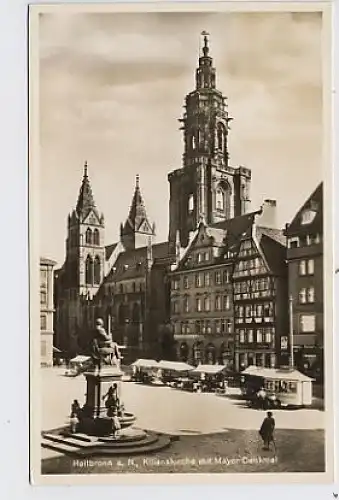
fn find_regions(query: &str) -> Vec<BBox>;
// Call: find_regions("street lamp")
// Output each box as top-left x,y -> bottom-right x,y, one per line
289,295 -> 294,368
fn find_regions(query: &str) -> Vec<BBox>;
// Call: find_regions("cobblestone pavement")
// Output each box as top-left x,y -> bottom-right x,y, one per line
40,368 -> 326,474
42,428 -> 325,474
41,367 -> 325,435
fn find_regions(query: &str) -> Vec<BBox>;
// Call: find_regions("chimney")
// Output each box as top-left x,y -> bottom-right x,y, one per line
257,199 -> 277,229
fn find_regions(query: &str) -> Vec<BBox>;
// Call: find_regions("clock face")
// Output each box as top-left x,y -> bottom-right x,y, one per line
301,209 -> 317,225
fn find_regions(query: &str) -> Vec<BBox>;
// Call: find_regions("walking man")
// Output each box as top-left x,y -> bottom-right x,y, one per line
259,411 -> 276,451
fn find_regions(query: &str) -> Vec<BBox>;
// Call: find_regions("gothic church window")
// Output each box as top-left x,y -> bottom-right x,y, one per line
93,228 -> 100,246
94,256 -> 101,284
86,228 -> 92,245
85,255 -> 93,285
217,123 -> 226,152
216,188 -> 224,211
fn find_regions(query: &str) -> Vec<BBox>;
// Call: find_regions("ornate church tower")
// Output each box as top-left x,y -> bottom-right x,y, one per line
65,161 -> 105,298
168,33 -> 251,250
120,174 -> 156,250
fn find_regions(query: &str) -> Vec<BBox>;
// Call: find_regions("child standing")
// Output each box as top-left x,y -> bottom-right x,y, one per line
111,408 -> 121,439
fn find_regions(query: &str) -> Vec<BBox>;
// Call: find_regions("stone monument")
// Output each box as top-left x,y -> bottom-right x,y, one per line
42,319 -> 172,456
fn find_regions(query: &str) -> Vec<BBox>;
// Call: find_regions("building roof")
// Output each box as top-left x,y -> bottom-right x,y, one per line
40,257 -> 57,266
121,175 -> 154,236
242,366 -> 314,382
285,182 -> 323,236
76,162 -> 96,216
257,226 -> 286,247
255,226 -> 287,276
213,210 -> 260,250
107,241 -> 170,281
105,242 -> 118,260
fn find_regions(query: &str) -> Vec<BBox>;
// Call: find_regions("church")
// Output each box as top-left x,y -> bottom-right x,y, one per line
54,34 -> 319,372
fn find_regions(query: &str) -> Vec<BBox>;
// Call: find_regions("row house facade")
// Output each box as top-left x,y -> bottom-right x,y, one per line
170,222 -> 235,367
169,202 -> 289,371
232,216 -> 288,371
285,183 -> 323,380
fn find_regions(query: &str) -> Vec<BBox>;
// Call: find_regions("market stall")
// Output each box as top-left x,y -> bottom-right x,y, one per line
130,359 -> 159,383
157,360 -> 194,386
191,364 -> 228,392
241,366 -> 314,407
65,355 -> 92,377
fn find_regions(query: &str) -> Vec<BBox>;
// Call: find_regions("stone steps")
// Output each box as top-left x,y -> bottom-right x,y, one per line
60,432 -> 94,442
92,435 -> 172,456
97,433 -> 159,449
42,433 -> 95,448
41,430 -> 172,457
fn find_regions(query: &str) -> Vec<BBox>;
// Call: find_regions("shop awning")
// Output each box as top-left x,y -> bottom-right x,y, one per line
242,366 -> 314,382
192,364 -> 227,375
131,359 -> 159,368
158,360 -> 194,372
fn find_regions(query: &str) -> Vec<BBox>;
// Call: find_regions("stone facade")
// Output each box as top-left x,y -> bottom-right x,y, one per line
168,35 -> 251,252
285,183 -> 323,380
40,257 -> 56,366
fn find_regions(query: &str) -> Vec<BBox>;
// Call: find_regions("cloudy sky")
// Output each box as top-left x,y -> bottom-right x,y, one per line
38,10 -> 323,266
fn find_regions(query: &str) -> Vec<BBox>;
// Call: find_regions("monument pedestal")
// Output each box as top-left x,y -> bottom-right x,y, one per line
79,366 -> 136,436
42,365 -> 172,457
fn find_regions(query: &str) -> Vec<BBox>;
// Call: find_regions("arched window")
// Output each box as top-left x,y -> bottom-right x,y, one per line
216,182 -> 232,218
85,255 -> 93,285
93,228 -> 100,246
179,342 -> 189,362
193,342 -> 203,366
132,303 -> 140,323
205,343 -> 216,365
188,194 -> 194,212
217,123 -> 226,152
94,256 -> 101,284
86,228 -> 92,245
216,188 -> 224,211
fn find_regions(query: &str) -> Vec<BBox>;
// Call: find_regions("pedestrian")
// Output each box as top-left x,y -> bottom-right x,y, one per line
69,411 -> 78,433
259,411 -> 276,451
111,408 -> 121,439
71,399 -> 81,418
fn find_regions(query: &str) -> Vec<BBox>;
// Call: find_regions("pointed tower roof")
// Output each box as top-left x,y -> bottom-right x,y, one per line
125,174 -> 149,231
76,161 -> 97,219
195,31 -> 217,90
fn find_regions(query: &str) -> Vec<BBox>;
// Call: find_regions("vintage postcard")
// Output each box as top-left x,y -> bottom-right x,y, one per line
29,1 -> 334,485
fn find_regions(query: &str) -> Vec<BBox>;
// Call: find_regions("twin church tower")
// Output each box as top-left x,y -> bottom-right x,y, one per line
62,33 -> 252,302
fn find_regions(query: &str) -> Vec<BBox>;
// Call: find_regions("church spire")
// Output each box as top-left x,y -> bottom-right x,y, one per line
196,31 -> 216,90
121,174 -> 155,250
127,173 -> 148,225
76,161 -> 97,218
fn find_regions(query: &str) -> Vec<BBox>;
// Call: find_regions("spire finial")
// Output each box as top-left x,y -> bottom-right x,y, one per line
201,30 -> 210,56
84,160 -> 88,177
136,173 -> 140,189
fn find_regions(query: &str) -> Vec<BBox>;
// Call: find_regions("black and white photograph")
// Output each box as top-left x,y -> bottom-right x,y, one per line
29,1 -> 334,484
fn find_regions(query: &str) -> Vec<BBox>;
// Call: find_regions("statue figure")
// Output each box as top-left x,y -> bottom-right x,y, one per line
90,318 -> 122,373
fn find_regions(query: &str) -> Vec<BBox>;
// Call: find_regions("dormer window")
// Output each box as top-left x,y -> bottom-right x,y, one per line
123,264 -> 129,271
288,237 -> 299,249
301,209 -> 317,225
